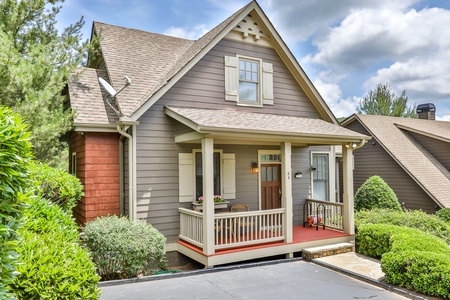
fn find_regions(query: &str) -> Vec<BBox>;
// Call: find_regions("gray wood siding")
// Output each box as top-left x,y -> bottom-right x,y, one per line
346,120 -> 437,213
134,39 -> 328,242
408,131 -> 450,172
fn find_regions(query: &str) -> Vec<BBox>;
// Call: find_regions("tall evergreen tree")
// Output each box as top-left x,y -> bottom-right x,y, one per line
0,0 -> 93,168
356,83 -> 417,118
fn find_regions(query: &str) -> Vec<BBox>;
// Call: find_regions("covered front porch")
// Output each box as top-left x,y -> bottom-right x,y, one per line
165,106 -> 370,267
178,199 -> 353,267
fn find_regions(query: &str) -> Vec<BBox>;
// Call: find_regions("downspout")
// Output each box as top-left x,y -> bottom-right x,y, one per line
117,124 -> 134,220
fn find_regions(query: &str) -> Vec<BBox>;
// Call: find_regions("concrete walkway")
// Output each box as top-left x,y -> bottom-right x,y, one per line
99,258 -> 409,300
314,252 -> 385,280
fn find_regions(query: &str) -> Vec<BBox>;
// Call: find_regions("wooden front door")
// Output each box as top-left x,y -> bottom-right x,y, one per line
261,164 -> 281,210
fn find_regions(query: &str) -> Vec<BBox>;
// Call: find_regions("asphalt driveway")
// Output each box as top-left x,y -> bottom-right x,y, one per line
99,260 -> 408,300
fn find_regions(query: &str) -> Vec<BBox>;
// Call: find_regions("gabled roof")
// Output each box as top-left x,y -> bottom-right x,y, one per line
70,1 -> 336,126
165,106 -> 369,145
343,114 -> 450,208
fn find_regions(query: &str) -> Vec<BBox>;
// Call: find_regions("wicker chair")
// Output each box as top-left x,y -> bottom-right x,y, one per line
230,204 -> 249,212
230,204 -> 255,236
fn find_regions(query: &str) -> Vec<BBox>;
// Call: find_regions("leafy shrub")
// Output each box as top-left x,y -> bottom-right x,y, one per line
436,208 -> 450,223
11,197 -> 100,299
355,208 -> 450,244
357,224 -> 450,258
356,222 -> 450,299
354,176 -> 401,211
382,251 -> 450,298
29,161 -> 83,212
83,215 -> 167,281
0,106 -> 32,298
356,224 -> 399,258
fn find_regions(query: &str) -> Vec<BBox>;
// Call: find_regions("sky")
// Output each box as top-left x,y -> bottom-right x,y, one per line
56,0 -> 450,120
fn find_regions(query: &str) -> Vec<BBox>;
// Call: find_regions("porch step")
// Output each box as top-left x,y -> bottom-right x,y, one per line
302,242 -> 354,261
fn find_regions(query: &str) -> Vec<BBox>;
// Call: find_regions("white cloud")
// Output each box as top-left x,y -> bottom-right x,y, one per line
163,24 -> 209,40
313,77 -> 358,118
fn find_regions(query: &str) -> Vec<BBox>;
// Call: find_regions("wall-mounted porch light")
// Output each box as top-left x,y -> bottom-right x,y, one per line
294,171 -> 302,179
251,162 -> 259,174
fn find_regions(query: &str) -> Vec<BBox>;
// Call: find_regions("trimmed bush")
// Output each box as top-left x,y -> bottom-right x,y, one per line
382,251 -> 450,298
83,215 -> 167,281
356,222 -> 450,299
436,208 -> 450,223
355,208 -> 450,244
357,224 -> 450,258
356,224 -> 399,258
29,161 -> 83,212
354,176 -> 402,211
11,197 -> 100,299
0,106 -> 32,298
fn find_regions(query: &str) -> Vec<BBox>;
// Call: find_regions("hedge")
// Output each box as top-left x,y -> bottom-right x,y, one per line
355,208 -> 450,244
83,215 -> 167,281
436,208 -> 450,223
0,106 -> 32,299
357,223 -> 450,298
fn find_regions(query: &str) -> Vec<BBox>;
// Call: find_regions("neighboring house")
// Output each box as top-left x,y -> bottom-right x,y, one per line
67,1 -> 370,267
342,110 -> 450,213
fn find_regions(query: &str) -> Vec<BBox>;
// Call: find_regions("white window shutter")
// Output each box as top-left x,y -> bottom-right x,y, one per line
178,153 -> 195,203
262,62 -> 274,105
224,56 -> 238,102
222,153 -> 236,200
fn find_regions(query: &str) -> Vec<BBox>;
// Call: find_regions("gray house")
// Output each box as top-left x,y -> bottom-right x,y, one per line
342,112 -> 450,213
68,1 -> 370,267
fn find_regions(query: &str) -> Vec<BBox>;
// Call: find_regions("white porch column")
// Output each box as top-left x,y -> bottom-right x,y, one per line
281,142 -> 293,243
202,137 -> 215,255
342,145 -> 354,234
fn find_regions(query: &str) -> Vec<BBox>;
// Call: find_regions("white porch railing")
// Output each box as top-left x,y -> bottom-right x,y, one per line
304,199 -> 344,231
179,208 -> 286,251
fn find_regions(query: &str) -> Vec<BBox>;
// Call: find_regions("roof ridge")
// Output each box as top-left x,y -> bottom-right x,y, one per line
93,21 -> 194,42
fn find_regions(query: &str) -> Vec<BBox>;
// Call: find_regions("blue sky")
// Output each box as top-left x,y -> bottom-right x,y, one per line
57,0 -> 450,120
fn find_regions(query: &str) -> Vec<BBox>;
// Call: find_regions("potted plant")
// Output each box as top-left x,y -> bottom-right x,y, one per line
192,195 -> 229,210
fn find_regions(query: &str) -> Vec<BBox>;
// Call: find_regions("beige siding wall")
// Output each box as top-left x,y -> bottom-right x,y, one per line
135,40 -> 327,242
346,120 -> 438,213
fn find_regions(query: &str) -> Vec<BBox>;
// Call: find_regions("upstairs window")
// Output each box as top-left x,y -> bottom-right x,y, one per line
239,59 -> 259,102
225,55 -> 273,106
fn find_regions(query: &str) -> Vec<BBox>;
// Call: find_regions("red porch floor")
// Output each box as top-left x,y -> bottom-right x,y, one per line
178,226 -> 352,257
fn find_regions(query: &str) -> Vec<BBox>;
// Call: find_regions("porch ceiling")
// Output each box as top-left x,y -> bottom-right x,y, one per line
165,106 -> 370,146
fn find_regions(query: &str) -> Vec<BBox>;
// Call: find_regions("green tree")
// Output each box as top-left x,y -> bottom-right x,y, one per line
0,0 -> 93,168
356,83 -> 417,118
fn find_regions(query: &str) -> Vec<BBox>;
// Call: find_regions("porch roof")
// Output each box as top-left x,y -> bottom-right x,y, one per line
165,106 -> 370,145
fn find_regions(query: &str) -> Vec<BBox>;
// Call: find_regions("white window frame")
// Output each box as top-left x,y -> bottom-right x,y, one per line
310,150 -> 336,202
238,56 -> 262,106
224,55 -> 273,106
71,152 -> 77,175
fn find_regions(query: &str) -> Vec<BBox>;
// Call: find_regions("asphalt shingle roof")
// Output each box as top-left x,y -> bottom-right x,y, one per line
165,106 -> 369,142
68,68 -> 118,125
353,114 -> 450,208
